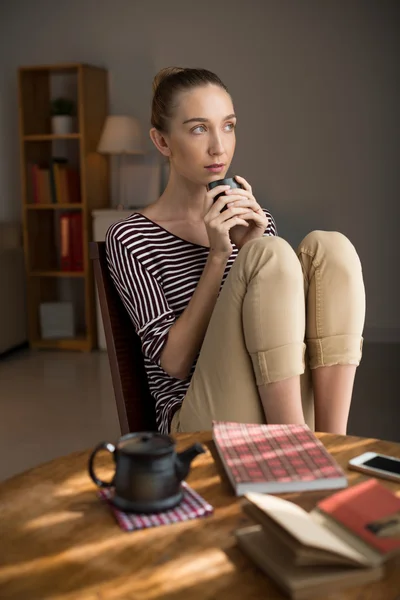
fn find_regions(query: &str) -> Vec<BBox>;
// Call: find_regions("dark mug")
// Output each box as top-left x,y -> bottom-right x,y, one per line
88,432 -> 205,513
207,177 -> 244,212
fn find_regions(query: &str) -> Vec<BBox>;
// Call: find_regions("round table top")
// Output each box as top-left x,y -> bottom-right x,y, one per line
0,431 -> 400,600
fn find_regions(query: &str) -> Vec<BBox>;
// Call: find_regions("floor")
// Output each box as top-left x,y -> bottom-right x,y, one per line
0,343 -> 399,482
0,349 -> 120,482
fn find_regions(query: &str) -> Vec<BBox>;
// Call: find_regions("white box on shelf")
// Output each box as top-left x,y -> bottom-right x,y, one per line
39,302 -> 75,339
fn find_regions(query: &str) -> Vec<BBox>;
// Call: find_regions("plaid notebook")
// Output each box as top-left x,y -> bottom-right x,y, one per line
213,421 -> 347,496
98,482 -> 214,532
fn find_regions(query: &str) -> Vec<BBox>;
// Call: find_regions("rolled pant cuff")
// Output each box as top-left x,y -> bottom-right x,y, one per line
307,334 -> 363,369
250,342 -> 306,385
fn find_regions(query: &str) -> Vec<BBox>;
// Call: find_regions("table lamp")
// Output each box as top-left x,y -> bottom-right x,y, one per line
97,115 -> 144,207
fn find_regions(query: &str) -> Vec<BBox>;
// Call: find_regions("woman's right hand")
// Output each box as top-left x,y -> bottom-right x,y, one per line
204,185 -> 250,260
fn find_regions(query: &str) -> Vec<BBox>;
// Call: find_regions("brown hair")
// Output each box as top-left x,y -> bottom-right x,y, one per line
151,67 -> 228,133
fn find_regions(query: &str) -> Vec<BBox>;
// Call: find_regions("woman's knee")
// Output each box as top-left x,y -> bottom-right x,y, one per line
298,230 -> 362,273
242,236 -> 303,281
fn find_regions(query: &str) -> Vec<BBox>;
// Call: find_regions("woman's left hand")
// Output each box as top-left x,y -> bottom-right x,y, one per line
225,175 -> 269,249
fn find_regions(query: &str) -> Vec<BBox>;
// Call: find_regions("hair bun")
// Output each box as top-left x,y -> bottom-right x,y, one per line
152,67 -> 185,94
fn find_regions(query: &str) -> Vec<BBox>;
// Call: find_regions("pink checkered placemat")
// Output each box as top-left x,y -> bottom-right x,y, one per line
98,482 -> 214,532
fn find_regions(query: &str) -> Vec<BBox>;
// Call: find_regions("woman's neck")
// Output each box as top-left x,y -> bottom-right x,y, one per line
154,167 -> 210,222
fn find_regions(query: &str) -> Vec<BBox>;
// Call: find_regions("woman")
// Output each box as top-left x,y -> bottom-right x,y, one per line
106,67 -> 366,436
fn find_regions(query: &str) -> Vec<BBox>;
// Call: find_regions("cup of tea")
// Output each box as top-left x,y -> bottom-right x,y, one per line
207,177 -> 244,212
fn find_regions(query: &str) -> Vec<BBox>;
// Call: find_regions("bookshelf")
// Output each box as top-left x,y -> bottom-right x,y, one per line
18,63 -> 109,351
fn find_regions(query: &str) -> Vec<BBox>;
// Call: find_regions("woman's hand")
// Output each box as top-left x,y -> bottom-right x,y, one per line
225,175 -> 269,249
204,183 -> 252,261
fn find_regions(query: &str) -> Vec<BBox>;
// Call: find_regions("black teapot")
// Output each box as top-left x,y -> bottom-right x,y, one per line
88,432 -> 205,513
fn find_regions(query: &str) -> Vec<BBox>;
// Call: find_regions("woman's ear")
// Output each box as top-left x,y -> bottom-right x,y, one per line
149,128 -> 171,158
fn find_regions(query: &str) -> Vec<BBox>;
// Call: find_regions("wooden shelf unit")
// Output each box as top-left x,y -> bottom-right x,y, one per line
18,63 -> 110,351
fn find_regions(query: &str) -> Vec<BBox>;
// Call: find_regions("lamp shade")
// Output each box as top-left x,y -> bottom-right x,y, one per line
97,115 -> 143,154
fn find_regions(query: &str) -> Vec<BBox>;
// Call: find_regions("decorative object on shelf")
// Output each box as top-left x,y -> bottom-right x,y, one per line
97,115 -> 144,207
50,97 -> 76,135
39,302 -> 75,339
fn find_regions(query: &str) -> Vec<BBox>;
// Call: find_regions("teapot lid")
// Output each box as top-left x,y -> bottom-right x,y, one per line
118,432 -> 175,456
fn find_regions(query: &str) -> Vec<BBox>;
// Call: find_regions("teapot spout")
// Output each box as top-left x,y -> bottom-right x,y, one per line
175,443 -> 205,481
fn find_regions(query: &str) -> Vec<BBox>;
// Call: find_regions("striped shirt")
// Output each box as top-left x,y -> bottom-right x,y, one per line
105,209 -> 277,434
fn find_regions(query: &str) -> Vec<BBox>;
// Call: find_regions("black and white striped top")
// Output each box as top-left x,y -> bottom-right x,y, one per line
106,210 -> 277,434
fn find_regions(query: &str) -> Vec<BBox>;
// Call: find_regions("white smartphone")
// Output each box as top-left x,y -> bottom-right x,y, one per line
348,452 -> 400,483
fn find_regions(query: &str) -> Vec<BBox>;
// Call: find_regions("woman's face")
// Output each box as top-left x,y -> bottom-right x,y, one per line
164,84 -> 236,186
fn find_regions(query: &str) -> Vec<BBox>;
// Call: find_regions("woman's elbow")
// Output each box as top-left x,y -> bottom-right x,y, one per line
172,368 -> 190,381
160,353 -> 190,381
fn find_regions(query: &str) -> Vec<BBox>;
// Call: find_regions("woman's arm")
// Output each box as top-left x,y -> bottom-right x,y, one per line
106,223 -> 229,382
160,191 -> 258,380
161,202 -> 277,380
160,251 -> 228,380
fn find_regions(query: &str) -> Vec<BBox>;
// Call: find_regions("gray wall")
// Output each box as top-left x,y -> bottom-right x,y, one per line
1,0 -> 399,341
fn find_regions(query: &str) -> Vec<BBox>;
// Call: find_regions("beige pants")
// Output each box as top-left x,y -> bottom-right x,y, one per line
171,231 -> 366,433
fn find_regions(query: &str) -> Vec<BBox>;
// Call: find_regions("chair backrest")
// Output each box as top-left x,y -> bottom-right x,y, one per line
90,241 -> 157,434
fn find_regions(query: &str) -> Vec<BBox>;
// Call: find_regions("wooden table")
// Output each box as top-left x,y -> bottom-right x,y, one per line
1,432 -> 400,600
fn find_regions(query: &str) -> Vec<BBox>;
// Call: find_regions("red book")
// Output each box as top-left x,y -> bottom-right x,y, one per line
31,164 -> 40,204
236,480 -> 400,597
66,168 -> 81,203
60,213 -> 73,271
69,213 -> 83,271
212,421 -> 347,496
317,478 -> 400,556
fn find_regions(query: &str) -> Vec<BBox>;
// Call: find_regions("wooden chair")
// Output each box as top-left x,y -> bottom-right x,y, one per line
90,242 -> 157,434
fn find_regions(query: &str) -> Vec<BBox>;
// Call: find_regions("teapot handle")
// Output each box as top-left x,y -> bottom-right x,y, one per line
88,442 -> 116,488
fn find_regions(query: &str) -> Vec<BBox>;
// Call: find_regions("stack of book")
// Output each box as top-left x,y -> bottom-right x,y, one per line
236,480 -> 400,598
30,158 -> 81,205
211,421 -> 400,598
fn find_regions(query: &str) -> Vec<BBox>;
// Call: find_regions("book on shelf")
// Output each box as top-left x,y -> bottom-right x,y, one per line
51,158 -> 81,204
66,166 -> 81,204
212,421 -> 347,495
235,479 -> 400,599
30,159 -> 81,204
31,164 -> 51,204
70,212 -> 83,270
52,158 -> 68,203
60,212 -> 83,271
